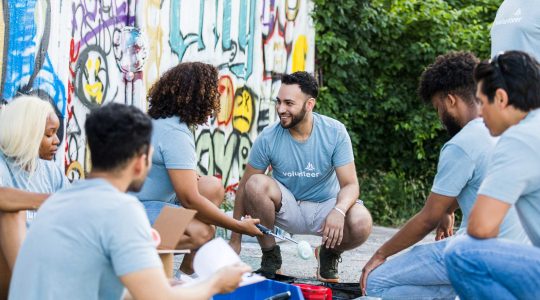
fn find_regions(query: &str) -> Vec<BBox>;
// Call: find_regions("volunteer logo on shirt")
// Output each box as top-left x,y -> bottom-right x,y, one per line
282,162 -> 320,178
494,7 -> 523,25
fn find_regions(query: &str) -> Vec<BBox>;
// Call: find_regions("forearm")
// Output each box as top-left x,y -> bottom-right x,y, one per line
182,195 -> 240,232
0,188 -> 48,212
446,200 -> 459,214
376,212 -> 439,258
335,183 -> 359,212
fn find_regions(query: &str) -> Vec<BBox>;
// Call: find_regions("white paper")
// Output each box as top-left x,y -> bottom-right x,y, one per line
189,238 -> 265,287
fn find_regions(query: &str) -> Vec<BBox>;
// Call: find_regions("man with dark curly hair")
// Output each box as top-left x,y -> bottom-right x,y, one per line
229,71 -> 373,283
133,62 -> 261,275
360,52 -> 528,299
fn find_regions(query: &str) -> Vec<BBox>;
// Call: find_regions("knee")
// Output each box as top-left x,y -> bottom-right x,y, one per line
443,234 -> 474,270
365,268 -> 385,297
200,176 -> 225,206
244,174 -> 271,198
191,224 -> 216,248
349,205 -> 373,239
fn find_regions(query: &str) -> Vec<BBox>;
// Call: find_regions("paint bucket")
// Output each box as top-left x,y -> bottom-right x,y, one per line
293,283 -> 332,300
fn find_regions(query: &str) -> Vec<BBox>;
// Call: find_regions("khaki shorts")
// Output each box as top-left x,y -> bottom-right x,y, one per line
274,179 -> 363,235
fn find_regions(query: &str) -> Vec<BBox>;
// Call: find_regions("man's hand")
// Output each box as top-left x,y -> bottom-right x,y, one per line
321,209 -> 345,249
211,263 -> 252,294
435,212 -> 454,241
360,252 -> 386,295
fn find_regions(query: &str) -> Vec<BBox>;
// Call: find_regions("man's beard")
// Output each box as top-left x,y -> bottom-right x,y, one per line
280,102 -> 308,129
441,111 -> 462,137
127,178 -> 146,193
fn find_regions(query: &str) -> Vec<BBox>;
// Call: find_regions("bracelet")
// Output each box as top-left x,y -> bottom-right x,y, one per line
333,207 -> 346,217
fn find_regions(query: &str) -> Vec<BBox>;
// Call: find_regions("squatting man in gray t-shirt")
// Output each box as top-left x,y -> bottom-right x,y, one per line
230,72 -> 373,283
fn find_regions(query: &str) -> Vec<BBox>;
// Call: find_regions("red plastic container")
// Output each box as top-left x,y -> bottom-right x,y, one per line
293,283 -> 332,300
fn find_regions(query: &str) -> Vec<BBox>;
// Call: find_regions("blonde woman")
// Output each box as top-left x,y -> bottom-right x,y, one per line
0,96 -> 68,298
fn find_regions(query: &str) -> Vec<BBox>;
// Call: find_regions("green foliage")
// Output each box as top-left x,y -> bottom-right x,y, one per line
312,0 -> 502,226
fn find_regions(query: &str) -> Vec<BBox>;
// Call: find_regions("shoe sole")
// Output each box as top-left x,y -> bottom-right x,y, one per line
314,246 -> 340,283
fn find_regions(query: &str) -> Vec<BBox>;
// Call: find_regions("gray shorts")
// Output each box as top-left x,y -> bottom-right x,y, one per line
274,179 -> 363,235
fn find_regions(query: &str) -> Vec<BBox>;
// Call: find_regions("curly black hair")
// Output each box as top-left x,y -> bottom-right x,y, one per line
418,51 -> 479,105
147,62 -> 220,126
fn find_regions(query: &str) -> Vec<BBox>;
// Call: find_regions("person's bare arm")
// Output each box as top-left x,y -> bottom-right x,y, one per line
435,199 -> 459,241
168,169 -> 261,236
122,263 -> 251,300
0,187 -> 48,212
321,162 -> 360,249
360,192 -> 457,293
467,195 -> 510,239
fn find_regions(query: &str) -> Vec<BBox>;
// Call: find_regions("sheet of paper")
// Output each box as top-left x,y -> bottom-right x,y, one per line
185,238 -> 265,287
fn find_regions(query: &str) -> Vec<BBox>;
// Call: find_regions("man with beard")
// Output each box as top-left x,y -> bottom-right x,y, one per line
229,71 -> 373,283
9,103 -> 251,299
360,52 -> 529,299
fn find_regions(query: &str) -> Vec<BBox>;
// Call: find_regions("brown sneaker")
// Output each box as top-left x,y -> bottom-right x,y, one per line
254,245 -> 282,279
315,245 -> 342,283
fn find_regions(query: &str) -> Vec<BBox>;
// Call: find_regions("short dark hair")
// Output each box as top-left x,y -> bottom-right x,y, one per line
418,51 -> 479,105
474,50 -> 540,112
281,71 -> 319,99
147,62 -> 220,127
85,103 -> 152,171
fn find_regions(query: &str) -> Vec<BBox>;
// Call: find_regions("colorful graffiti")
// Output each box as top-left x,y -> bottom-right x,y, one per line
1,0 -> 315,195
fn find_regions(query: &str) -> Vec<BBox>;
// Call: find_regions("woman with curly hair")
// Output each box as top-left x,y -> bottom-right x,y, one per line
134,62 -> 261,275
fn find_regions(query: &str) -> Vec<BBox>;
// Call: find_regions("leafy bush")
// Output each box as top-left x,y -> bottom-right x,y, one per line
312,0 -> 501,226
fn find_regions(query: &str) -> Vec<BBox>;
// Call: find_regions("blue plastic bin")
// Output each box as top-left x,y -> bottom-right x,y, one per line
213,279 -> 305,300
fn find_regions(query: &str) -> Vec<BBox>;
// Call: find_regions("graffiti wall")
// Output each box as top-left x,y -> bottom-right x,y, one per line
1,0 -> 315,197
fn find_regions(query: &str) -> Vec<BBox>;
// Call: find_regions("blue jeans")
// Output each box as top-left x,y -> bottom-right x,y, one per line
444,235 -> 540,300
366,239 -> 456,300
141,201 -> 180,225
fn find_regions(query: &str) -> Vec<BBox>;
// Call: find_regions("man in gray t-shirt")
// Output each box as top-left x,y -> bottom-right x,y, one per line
361,51 -> 528,300
230,72 -> 373,283
9,103 -> 250,300
491,0 -> 540,60
445,51 -> 540,299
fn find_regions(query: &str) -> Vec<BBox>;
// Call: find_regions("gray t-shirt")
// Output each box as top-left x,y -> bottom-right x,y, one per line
0,152 -> 69,221
0,152 -> 68,193
135,116 -> 196,203
431,118 -> 528,242
9,178 -> 162,299
491,0 -> 540,60
479,109 -> 540,246
249,113 -> 354,202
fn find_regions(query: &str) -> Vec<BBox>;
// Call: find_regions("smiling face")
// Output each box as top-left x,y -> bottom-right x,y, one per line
38,113 -> 60,160
275,84 -> 312,129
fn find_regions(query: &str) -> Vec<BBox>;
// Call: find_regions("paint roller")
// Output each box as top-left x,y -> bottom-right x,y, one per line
255,224 -> 313,260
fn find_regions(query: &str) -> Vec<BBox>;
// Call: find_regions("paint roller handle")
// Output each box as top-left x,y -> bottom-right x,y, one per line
255,223 -> 273,235
263,291 -> 291,300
